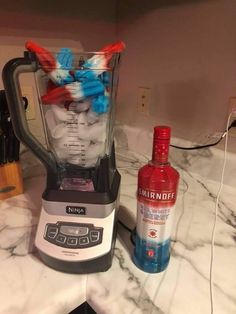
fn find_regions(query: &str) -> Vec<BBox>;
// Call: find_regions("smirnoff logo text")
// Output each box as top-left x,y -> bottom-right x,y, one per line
138,188 -> 176,201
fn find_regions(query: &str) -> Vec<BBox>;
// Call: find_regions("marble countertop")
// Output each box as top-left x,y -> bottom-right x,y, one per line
0,126 -> 236,314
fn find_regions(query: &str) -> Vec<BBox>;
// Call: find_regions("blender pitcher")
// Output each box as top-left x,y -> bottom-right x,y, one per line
2,41 -> 125,273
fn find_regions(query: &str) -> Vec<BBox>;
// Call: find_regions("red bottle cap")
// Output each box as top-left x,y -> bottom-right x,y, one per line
154,126 -> 171,140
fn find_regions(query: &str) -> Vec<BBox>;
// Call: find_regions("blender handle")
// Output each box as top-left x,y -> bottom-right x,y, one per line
2,52 -> 57,176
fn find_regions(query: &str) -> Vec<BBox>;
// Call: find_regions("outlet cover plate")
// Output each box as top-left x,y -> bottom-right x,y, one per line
137,87 -> 151,115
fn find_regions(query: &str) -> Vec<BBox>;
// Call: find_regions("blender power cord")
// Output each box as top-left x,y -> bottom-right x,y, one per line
209,112 -> 232,314
170,120 -> 236,150
118,219 -> 133,233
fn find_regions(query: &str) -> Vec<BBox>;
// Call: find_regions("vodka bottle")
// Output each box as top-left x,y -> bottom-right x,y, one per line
133,126 -> 179,273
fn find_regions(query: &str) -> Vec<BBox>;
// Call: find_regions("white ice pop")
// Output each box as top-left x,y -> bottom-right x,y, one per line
88,121 -> 107,142
50,104 -> 72,122
86,142 -> 105,159
50,123 -> 67,139
70,101 -> 90,113
45,109 -> 57,131
87,108 -> 99,124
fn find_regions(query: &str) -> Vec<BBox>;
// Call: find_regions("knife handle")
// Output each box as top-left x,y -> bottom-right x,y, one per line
0,133 -> 7,164
13,135 -> 20,162
0,133 -> 3,165
7,125 -> 15,163
0,161 -> 23,200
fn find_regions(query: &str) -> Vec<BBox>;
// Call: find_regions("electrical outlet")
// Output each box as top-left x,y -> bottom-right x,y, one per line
21,85 -> 36,120
137,87 -> 151,115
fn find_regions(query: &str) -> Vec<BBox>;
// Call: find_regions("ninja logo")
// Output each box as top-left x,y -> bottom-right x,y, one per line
66,206 -> 86,215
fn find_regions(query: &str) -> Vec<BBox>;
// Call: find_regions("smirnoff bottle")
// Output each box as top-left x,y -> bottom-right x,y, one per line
133,126 -> 179,273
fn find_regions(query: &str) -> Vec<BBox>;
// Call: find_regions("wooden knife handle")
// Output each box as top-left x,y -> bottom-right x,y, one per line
0,161 -> 23,200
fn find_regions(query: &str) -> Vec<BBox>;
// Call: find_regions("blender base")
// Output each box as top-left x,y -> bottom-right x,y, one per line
35,202 -> 119,274
38,248 -> 115,274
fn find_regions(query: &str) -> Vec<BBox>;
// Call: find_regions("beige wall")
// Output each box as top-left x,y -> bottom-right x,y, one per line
0,0 -> 116,50
1,0 -> 236,152
116,0 -> 236,151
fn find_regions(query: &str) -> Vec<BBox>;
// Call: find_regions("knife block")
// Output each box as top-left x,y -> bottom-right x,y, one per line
0,162 -> 23,200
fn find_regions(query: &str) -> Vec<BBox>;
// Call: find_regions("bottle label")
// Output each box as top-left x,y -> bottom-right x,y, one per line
136,189 -> 176,245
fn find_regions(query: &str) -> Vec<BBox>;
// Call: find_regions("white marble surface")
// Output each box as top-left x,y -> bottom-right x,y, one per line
0,173 -> 87,314
0,126 -> 236,314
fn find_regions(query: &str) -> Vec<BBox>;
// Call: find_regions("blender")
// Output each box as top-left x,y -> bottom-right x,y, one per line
2,41 -> 124,273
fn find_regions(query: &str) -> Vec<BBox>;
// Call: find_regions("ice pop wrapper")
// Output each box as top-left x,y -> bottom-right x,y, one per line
25,41 -> 74,85
41,80 -> 105,104
72,41 -> 125,82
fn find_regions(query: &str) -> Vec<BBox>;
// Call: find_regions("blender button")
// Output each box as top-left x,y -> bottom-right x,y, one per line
56,234 -> 67,244
47,231 -> 57,239
67,237 -> 78,246
48,226 -> 58,233
90,231 -> 100,242
79,237 -> 89,245
47,227 -> 58,239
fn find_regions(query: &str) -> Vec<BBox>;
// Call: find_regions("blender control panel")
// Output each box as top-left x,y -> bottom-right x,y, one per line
44,222 -> 103,249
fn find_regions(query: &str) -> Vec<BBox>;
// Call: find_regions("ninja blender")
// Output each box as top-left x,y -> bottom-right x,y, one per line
2,40 -> 125,273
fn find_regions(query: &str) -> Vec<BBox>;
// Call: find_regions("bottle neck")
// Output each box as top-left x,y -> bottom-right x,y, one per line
152,137 -> 170,164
